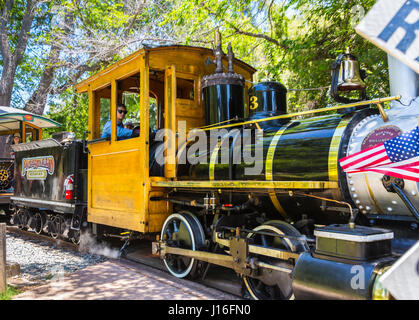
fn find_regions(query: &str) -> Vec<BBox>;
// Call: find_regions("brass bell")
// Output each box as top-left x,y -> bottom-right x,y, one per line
336,52 -> 366,91
330,49 -> 367,104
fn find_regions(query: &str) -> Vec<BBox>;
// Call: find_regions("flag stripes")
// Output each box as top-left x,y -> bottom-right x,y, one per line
338,126 -> 419,182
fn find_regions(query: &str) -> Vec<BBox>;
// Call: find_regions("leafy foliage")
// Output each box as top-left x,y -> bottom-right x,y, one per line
163,0 -> 389,110
6,1 -> 393,133
1,0 -> 174,113
44,90 -> 88,139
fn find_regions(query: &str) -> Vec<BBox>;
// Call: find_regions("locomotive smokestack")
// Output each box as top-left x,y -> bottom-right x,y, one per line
202,33 -> 245,125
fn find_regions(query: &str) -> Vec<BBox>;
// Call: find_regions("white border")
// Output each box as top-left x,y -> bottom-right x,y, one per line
314,230 -> 394,242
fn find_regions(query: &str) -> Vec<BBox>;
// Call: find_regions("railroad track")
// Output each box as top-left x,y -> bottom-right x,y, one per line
5,225 -> 243,299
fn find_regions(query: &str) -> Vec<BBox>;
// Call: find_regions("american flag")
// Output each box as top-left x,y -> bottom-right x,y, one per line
339,126 -> 419,182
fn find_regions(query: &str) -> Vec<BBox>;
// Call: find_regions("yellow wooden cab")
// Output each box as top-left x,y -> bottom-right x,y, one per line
75,45 -> 255,233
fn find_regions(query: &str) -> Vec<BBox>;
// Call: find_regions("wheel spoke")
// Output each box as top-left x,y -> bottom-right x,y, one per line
165,228 -> 173,240
244,222 -> 304,300
177,256 -> 186,270
261,234 -> 268,247
161,213 -> 204,279
34,213 -> 43,234
180,255 -> 191,268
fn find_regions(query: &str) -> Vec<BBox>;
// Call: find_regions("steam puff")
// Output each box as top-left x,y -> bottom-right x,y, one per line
79,231 -> 120,259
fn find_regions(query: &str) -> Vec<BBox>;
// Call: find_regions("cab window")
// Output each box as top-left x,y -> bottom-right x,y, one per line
114,72 -> 141,140
149,97 -> 157,131
149,69 -> 165,131
25,126 -> 39,142
176,77 -> 195,100
100,98 -> 110,133
91,85 -> 111,140
122,91 -> 141,130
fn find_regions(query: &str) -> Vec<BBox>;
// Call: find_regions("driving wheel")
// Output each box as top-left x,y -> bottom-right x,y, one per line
243,220 -> 308,300
161,212 -> 205,279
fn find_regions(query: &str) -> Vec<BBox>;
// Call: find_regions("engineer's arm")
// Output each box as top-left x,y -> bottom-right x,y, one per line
116,126 -> 133,139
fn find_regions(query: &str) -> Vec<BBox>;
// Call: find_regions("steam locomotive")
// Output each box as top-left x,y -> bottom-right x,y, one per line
7,36 -> 419,300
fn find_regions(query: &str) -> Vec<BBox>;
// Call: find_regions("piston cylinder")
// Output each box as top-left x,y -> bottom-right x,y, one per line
292,252 -> 388,300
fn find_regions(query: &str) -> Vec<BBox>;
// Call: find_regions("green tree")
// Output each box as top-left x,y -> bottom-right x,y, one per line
44,90 -> 88,139
49,1 -> 390,134
163,0 -> 388,110
1,0 -> 173,114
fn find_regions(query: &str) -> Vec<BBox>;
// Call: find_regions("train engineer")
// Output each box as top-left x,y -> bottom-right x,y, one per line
101,104 -> 133,139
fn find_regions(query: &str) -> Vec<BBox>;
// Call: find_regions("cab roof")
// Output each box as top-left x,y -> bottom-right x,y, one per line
75,45 -> 257,93
0,106 -> 61,132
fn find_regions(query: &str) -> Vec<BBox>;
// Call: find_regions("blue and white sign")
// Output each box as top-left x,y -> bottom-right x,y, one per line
356,0 -> 419,74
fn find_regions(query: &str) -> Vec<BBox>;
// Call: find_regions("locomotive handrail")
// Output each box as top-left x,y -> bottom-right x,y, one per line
198,116 -> 243,129
198,96 -> 401,131
151,180 -> 339,189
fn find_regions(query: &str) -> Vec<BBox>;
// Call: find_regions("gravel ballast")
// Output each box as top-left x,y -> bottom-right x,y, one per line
5,231 -> 108,282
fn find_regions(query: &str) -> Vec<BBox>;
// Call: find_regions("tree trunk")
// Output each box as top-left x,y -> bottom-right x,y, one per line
0,69 -> 15,107
24,11 -> 74,115
0,0 -> 39,108
24,44 -> 60,115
